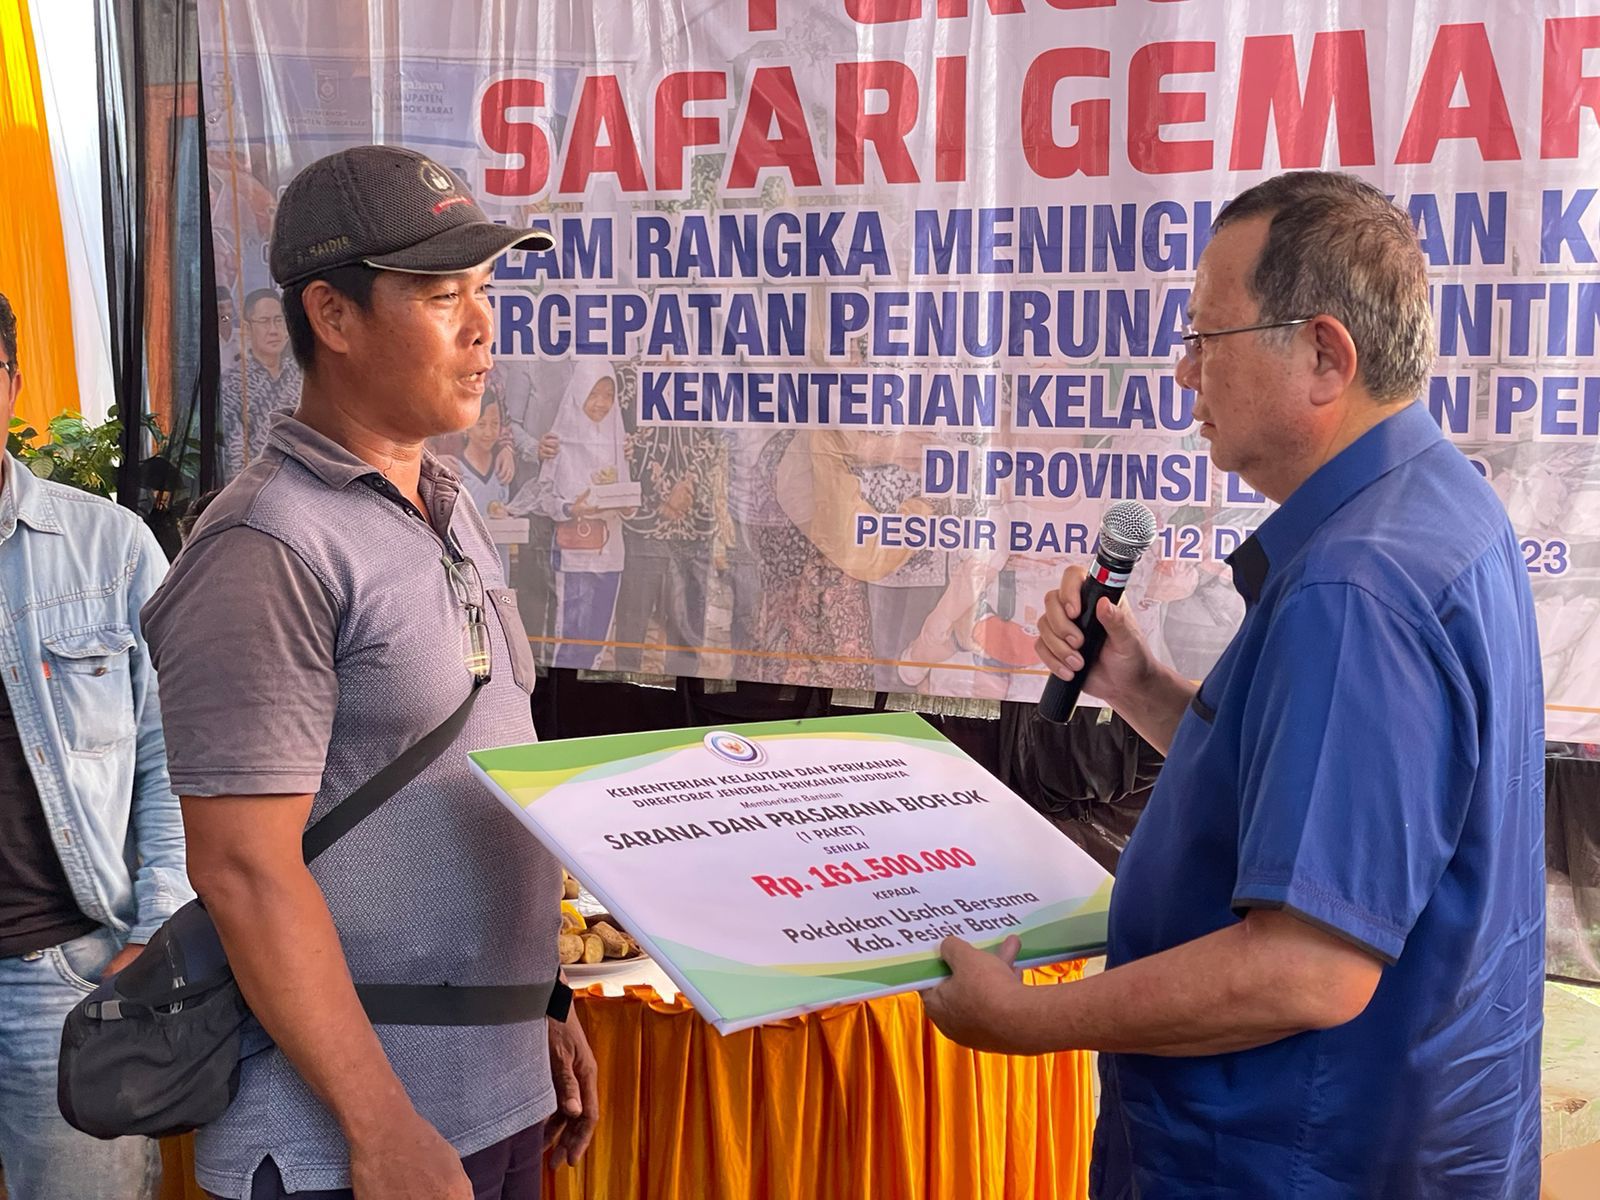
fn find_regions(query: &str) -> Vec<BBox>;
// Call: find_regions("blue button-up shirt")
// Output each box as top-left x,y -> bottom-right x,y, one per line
1094,404 -> 1544,1198
0,454 -> 190,944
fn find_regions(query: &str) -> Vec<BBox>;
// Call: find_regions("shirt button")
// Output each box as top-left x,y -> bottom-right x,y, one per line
93,667 -> 108,676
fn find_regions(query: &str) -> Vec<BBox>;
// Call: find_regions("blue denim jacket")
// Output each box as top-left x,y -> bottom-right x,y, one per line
0,454 -> 191,944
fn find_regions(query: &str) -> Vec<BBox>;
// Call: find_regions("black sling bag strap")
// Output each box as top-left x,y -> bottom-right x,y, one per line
307,679 -> 572,1025
300,678 -> 485,860
301,677 -> 570,1026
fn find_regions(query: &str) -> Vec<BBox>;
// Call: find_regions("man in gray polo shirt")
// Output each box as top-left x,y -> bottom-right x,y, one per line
143,146 -> 596,1200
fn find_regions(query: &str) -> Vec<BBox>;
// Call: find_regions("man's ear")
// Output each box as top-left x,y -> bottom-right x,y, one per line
1307,315 -> 1358,407
301,282 -> 356,359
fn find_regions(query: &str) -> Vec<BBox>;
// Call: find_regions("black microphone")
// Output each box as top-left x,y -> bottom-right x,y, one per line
1037,500 -> 1157,724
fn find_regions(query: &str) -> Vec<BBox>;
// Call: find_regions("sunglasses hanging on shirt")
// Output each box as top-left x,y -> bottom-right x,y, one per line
443,554 -> 492,684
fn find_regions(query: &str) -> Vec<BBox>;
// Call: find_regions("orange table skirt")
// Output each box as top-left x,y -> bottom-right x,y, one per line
161,962 -> 1093,1200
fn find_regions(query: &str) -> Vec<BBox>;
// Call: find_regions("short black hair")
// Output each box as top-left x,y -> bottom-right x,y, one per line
242,287 -> 281,319
283,264 -> 381,371
0,291 -> 17,372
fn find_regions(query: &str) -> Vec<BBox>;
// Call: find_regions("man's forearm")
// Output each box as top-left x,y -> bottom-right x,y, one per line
1107,661 -> 1198,756
200,859 -> 413,1143
1007,914 -> 1379,1058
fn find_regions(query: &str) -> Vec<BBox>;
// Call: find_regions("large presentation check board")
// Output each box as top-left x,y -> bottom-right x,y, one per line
470,712 -> 1111,1034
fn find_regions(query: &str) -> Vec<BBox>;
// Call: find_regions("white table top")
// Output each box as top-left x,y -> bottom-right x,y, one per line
567,956 -> 679,1000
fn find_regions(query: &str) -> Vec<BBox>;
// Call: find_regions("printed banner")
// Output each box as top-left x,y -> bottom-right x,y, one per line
469,712 -> 1112,1033
198,1 -> 1600,740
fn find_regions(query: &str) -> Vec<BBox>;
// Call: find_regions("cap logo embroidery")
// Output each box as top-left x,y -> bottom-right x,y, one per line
420,160 -> 456,193
433,195 -> 471,214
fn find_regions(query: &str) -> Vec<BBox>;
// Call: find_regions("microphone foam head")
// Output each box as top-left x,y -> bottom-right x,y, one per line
1099,500 -> 1158,563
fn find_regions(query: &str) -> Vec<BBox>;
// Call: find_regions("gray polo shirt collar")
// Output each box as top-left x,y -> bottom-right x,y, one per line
266,415 -> 389,490
265,413 -> 465,524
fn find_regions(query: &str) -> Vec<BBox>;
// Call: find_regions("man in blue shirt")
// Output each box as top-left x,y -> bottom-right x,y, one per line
924,172 -> 1544,1197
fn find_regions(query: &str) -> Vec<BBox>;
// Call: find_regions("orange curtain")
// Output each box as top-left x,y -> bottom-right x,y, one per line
0,0 -> 80,434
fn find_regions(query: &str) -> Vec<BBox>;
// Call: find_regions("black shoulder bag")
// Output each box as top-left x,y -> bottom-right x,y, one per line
57,679 -> 571,1140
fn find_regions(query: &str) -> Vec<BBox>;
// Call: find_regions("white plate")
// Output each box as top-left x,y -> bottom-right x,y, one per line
563,956 -> 651,979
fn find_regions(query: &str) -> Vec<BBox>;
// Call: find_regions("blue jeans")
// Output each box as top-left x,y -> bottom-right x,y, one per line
0,927 -> 161,1200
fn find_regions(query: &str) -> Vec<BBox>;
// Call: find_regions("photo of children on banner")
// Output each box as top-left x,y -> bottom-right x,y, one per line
612,383 -> 728,676
534,361 -> 637,669
432,380 -> 562,588
721,425 -> 777,659
454,388 -> 517,580
483,372 -> 560,646
855,431 -> 951,692
750,428 -> 914,691
890,440 -> 1087,700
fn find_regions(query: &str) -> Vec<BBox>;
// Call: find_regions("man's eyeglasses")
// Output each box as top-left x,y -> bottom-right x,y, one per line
443,554 -> 492,684
247,315 -> 287,330
0,359 -> 13,376
1179,318 -> 1313,363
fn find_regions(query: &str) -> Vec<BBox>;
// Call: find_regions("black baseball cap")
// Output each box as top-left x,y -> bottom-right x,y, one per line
269,145 -> 554,287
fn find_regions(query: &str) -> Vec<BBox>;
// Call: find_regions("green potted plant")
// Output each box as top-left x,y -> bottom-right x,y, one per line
7,407 -> 171,499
